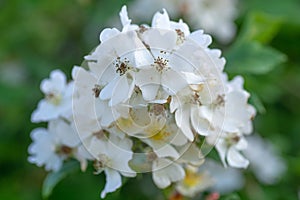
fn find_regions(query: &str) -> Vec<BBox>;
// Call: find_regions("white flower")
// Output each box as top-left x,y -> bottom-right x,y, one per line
202,75 -> 256,168
31,70 -> 73,122
176,165 -> 213,197
152,158 -> 185,189
243,134 -> 286,184
184,0 -> 238,43
88,134 -> 136,198
170,85 -> 216,141
72,66 -> 124,131
28,119 -> 81,171
116,97 -> 189,159
215,133 -> 249,168
203,159 -> 245,194
177,143 -> 205,166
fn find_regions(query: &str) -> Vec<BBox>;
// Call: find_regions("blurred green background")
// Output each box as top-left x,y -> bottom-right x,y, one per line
0,0 -> 299,199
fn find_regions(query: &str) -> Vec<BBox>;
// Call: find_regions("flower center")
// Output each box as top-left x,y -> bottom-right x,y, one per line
93,129 -> 109,139
93,154 -> 112,174
115,57 -> 130,76
153,56 -> 169,73
183,170 -> 203,187
56,145 -> 73,156
191,92 -> 202,106
92,84 -> 103,98
146,151 -> 157,161
175,29 -> 185,45
225,133 -> 240,146
46,92 -> 62,105
150,126 -> 171,141
138,25 -> 148,34
149,104 -> 166,116
214,94 -> 225,107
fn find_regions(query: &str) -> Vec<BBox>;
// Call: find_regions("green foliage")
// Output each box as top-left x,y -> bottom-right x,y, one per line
225,41 -> 286,75
237,12 -> 283,44
42,160 -> 80,199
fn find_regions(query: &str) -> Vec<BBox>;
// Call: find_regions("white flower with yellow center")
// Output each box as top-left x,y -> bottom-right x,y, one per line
28,119 -> 82,171
88,134 -> 136,198
176,165 -> 213,197
31,70 -> 73,122
152,157 -> 186,189
116,102 -> 188,159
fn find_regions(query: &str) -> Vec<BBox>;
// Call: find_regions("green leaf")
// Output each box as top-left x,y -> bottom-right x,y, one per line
249,92 -> 266,114
42,160 -> 80,199
225,42 -> 286,75
243,0 -> 300,25
237,12 -> 283,45
221,193 -> 241,200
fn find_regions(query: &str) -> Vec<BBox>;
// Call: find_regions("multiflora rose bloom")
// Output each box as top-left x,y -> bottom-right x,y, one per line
31,70 -> 74,123
243,134 -> 286,184
29,5 -> 256,199
28,119 -> 89,171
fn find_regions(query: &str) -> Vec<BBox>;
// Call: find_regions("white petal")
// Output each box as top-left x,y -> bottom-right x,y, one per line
119,6 -> 138,32
151,9 -> 170,29
204,160 -> 244,194
131,50 -> 153,68
188,30 -> 212,48
45,154 -> 63,172
152,158 -> 185,188
28,129 -> 54,165
40,70 -> 66,94
75,145 -> 93,171
162,70 -> 187,95
141,29 -> 177,51
119,6 -> 131,28
110,76 -> 131,106
235,136 -> 248,150
140,84 -> 160,101
101,168 -> 122,198
135,68 -> 161,86
54,120 -> 80,147
170,19 -> 190,36
181,72 -> 205,84
227,147 -> 249,169
191,107 -> 211,136
216,139 -> 228,167
175,107 -> 194,141
99,28 -> 120,43
72,67 -> 97,89
228,75 -> 244,91
169,95 -> 179,113
170,128 -> 188,146
31,100 -> 60,122
177,144 -> 205,166
100,77 -> 118,100
71,66 -> 80,80
100,104 -> 117,127
153,143 -> 180,159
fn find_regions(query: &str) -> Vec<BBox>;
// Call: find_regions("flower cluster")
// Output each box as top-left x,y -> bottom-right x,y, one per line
29,6 -> 255,198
